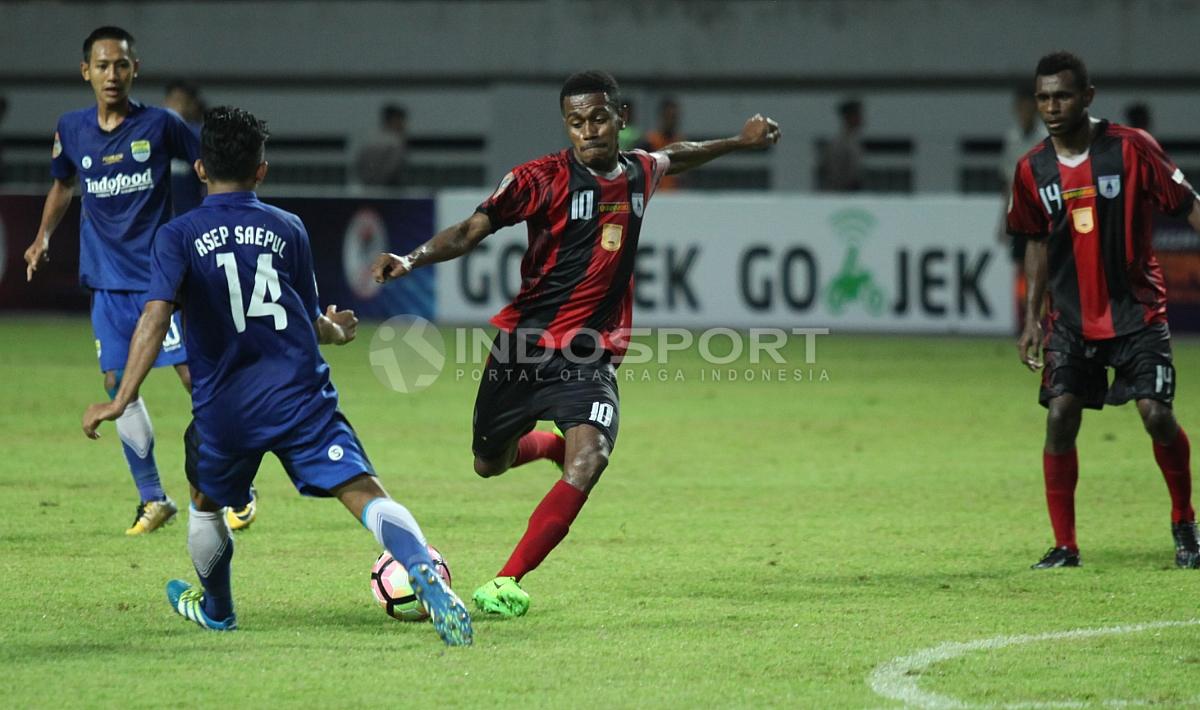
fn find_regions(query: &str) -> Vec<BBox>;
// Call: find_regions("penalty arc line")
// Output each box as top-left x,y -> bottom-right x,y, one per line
867,618 -> 1200,709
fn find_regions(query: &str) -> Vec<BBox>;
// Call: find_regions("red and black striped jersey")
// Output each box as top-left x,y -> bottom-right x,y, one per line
476,148 -> 670,357
1008,120 -> 1197,340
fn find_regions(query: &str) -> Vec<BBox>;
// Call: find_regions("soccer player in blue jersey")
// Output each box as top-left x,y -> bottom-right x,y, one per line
81,106 -> 472,645
22,27 -> 261,535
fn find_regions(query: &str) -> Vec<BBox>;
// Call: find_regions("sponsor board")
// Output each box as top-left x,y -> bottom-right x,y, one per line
435,192 -> 1015,334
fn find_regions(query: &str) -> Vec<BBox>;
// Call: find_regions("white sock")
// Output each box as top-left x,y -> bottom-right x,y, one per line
116,397 -> 154,459
188,507 -> 231,576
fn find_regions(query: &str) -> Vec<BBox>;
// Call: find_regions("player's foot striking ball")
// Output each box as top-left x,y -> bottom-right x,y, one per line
408,563 -> 473,646
371,70 -> 780,615
1172,521 -> 1200,569
125,496 -> 178,536
165,579 -> 237,631
1031,546 -> 1081,569
472,576 -> 530,618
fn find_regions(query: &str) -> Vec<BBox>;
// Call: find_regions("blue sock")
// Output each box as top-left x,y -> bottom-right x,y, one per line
188,507 -> 235,621
111,393 -> 164,502
362,497 -> 433,570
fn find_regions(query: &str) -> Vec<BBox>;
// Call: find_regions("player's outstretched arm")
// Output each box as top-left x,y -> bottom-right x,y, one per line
662,114 -> 781,176
24,177 -> 76,282
316,304 -> 358,345
372,212 -> 494,284
1017,239 -> 1049,371
82,301 -> 173,439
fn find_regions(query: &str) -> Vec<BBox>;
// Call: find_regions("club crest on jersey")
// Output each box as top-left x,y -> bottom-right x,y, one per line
81,156 -> 93,169
632,193 -> 644,218
1071,207 -> 1095,234
1098,175 -> 1121,199
130,140 -> 151,163
51,131 -> 63,159
601,223 -> 623,251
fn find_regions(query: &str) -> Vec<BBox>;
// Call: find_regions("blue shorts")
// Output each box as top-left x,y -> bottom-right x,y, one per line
184,411 -> 375,508
91,289 -> 187,373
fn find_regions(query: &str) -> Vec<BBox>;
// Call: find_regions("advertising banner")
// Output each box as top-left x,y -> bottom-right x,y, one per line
0,195 -> 436,319
435,192 -> 1016,334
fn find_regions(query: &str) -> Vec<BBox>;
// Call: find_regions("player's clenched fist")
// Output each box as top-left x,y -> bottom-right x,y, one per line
739,114 -> 781,149
372,252 -> 414,284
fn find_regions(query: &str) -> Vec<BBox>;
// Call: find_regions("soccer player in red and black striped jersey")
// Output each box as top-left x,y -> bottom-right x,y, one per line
1008,52 -> 1200,570
373,71 -> 780,615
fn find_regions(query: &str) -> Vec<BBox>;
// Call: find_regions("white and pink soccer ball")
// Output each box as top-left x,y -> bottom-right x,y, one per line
369,545 -> 451,621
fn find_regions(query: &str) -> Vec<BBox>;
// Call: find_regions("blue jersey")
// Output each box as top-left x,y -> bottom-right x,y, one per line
51,100 -> 201,291
146,191 -> 337,453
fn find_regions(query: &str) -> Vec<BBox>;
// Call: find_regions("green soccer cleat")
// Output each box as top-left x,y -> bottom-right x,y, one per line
165,579 -> 237,631
472,576 -> 530,618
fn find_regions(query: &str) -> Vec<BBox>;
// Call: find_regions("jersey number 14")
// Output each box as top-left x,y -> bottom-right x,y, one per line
216,253 -> 288,333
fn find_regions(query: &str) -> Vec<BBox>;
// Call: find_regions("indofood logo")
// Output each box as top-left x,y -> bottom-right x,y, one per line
825,208 -> 885,316
84,168 -> 153,199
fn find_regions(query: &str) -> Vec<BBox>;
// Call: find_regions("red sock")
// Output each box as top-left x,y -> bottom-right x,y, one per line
1043,450 -> 1079,551
512,431 -> 565,468
498,480 -> 588,581
1153,427 -> 1194,524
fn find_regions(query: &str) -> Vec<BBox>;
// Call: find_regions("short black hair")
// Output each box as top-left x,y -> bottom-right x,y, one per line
838,99 -> 862,119
1125,102 -> 1151,130
382,103 -> 407,123
83,26 -> 135,62
1035,51 -> 1089,91
201,106 -> 270,183
165,79 -> 199,99
559,71 -> 620,112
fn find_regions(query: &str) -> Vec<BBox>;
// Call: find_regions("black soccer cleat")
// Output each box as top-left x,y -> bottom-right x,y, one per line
1172,521 -> 1200,569
1031,546 -> 1081,569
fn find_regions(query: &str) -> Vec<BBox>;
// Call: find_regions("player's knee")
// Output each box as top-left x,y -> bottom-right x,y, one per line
563,445 -> 609,491
1139,401 -> 1177,440
474,455 -> 507,478
189,487 -> 221,513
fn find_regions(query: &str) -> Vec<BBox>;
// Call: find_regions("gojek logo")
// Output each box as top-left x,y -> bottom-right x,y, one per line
825,208 -> 885,316
84,168 -> 153,199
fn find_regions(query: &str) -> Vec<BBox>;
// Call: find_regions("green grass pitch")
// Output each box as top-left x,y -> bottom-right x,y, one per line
2,316 -> 1198,708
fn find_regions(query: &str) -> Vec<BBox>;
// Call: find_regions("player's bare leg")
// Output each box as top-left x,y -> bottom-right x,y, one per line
1137,399 -> 1198,568
336,474 -> 472,645
474,428 -> 566,479
475,424 -> 609,617
165,485 -> 236,631
103,369 -> 177,535
1034,394 -> 1084,568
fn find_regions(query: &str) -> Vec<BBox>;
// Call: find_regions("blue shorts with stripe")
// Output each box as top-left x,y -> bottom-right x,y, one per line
184,411 -> 375,508
91,289 -> 187,372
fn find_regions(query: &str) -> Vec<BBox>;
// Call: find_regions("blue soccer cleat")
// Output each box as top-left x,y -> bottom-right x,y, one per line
407,563 -> 473,646
165,579 -> 237,631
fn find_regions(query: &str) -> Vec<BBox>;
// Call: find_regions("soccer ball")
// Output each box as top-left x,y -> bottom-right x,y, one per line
369,545 -> 451,621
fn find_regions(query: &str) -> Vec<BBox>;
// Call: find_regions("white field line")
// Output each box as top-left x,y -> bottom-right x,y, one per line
867,618 -> 1200,709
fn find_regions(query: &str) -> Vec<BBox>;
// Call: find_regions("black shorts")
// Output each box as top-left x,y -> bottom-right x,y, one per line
1040,321 -> 1175,410
472,329 -> 620,459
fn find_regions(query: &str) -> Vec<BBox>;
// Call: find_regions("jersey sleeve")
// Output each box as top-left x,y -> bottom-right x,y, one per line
290,218 -> 322,322
146,223 -> 189,305
165,111 -> 202,163
631,149 -> 671,197
1006,158 -> 1049,239
49,117 -> 74,180
476,161 -> 552,229
1133,132 -> 1197,218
